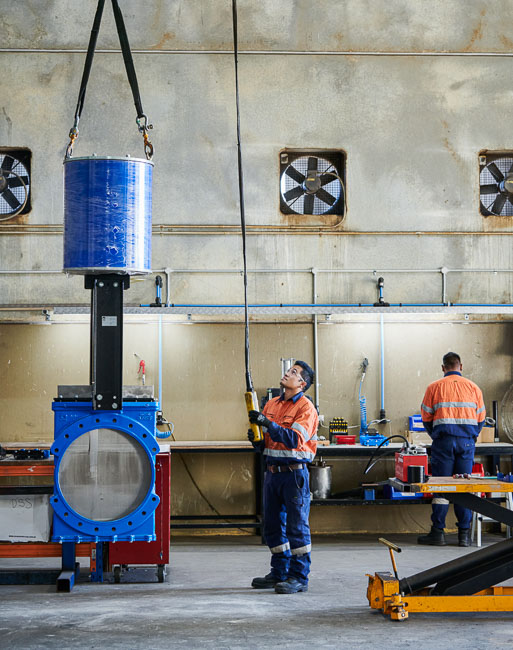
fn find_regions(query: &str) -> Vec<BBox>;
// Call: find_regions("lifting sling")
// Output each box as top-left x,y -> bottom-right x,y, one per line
65,0 -> 153,161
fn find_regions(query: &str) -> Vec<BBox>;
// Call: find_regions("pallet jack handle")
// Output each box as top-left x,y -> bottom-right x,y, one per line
378,537 -> 402,580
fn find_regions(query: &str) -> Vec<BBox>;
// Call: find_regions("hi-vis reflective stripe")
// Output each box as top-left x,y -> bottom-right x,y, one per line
270,542 -> 290,554
433,401 -> 477,410
434,417 -> 478,426
432,497 -> 450,505
477,406 -> 485,414
421,403 -> 434,414
264,448 -> 316,461
292,421 -> 314,441
291,544 -> 311,555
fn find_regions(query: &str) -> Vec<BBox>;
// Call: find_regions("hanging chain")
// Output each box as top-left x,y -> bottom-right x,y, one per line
65,122 -> 79,159
136,114 -> 154,160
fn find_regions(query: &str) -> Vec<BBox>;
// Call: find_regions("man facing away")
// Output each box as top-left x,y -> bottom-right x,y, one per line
419,352 -> 486,547
248,360 -> 318,593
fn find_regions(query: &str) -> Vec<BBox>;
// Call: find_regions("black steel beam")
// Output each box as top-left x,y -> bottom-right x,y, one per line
433,553 -> 513,595
85,274 -> 129,411
446,492 -> 513,527
0,569 -> 61,585
400,537 -> 513,595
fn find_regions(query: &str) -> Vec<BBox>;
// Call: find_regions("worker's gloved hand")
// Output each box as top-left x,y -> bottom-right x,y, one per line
249,410 -> 271,428
247,429 -> 263,451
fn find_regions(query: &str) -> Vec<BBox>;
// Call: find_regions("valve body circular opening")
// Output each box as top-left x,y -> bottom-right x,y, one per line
57,428 -> 153,521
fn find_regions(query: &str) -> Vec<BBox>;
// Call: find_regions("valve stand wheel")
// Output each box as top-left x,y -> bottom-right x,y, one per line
114,566 -> 121,584
0,154 -> 29,221
157,564 -> 166,583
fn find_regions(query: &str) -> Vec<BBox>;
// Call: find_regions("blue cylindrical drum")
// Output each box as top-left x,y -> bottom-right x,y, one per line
63,156 -> 153,275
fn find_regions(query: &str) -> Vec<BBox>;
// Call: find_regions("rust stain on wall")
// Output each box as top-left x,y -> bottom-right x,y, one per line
500,34 -> 513,50
482,215 -> 513,230
463,8 -> 486,52
440,120 -> 464,168
4,213 -> 30,226
280,212 -> 342,228
151,31 -> 176,50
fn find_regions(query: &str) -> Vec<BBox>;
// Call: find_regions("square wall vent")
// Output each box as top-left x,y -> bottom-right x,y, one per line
0,148 -> 31,221
479,151 -> 513,217
279,150 -> 345,216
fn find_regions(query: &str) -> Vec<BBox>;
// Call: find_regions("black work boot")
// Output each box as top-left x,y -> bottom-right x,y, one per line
458,528 -> 471,547
251,572 -> 281,589
417,526 -> 446,546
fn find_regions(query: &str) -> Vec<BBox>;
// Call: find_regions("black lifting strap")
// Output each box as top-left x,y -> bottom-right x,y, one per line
66,0 -> 153,160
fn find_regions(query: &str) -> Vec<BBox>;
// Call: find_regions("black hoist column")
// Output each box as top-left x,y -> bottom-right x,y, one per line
85,274 -> 130,410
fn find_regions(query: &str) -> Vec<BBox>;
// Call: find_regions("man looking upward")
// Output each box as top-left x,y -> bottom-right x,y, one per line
248,360 -> 318,593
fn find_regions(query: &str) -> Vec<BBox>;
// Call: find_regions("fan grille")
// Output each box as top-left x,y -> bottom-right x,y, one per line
0,153 -> 30,218
280,154 -> 343,215
500,383 -> 513,443
480,157 -> 513,217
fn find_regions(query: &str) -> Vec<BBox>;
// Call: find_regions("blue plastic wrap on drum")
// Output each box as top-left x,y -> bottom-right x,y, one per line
63,157 -> 153,275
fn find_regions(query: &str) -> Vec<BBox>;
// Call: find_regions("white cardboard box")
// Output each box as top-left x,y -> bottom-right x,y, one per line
0,495 -> 52,543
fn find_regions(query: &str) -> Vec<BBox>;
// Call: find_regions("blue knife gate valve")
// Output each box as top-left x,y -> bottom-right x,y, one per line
51,402 -> 160,542
53,155 -> 158,545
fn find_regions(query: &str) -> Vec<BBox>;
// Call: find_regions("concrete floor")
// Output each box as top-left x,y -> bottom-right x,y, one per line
0,534 -> 512,649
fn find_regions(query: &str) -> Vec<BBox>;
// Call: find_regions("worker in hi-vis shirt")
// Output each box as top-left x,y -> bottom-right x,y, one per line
248,360 -> 318,593
419,351 -> 486,547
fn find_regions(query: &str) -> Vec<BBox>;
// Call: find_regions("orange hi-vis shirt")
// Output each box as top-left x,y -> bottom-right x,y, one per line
421,371 -> 485,440
261,391 -> 319,465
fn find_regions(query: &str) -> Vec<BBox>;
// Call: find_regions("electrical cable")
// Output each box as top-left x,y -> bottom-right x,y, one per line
363,434 -> 410,475
231,0 -> 253,396
166,425 -> 257,534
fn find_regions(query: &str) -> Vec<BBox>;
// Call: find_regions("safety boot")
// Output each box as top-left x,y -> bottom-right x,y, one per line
275,577 -> 308,594
251,572 -> 281,589
458,528 -> 471,547
417,526 -> 446,546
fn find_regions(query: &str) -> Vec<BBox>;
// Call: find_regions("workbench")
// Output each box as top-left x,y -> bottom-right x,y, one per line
169,441 -> 513,532
311,442 -> 513,505
2,441 -> 513,537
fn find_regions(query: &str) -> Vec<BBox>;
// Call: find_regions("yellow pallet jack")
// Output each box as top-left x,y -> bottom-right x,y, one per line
367,477 -> 513,621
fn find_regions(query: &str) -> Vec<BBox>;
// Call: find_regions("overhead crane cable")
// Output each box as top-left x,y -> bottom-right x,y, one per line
231,0 -> 252,394
65,0 -> 153,160
231,0 -> 263,442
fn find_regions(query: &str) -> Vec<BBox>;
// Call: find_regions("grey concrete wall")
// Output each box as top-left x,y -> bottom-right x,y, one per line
2,1 -> 513,532
2,1 -> 513,304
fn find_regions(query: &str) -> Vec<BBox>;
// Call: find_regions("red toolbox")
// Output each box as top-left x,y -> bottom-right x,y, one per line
395,448 -> 428,482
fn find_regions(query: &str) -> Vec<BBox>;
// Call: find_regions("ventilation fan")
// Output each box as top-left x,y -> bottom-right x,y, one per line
500,383 -> 513,443
479,156 -> 513,217
0,153 -> 30,221
280,153 -> 345,216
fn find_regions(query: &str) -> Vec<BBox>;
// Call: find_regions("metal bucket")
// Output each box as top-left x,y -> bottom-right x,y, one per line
309,459 -> 332,499
63,156 -> 153,275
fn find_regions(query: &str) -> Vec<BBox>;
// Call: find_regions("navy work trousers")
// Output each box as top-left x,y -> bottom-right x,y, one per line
430,434 -> 475,530
263,466 -> 311,584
